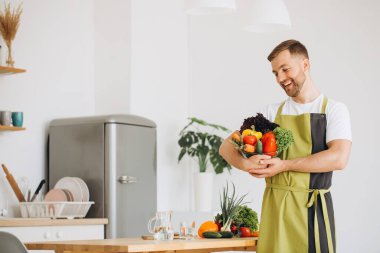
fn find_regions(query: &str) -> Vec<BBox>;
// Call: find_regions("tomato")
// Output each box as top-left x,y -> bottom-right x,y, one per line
262,132 -> 277,156
243,135 -> 257,146
240,227 -> 251,237
230,224 -> 238,234
198,221 -> 219,238
251,230 -> 259,237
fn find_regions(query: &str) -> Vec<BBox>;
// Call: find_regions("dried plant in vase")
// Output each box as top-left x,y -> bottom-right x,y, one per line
0,2 -> 22,67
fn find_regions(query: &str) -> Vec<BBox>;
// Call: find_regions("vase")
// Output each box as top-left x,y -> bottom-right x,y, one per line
6,43 -> 14,67
193,172 -> 214,212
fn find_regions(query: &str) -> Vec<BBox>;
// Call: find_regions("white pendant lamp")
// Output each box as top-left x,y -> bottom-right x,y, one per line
184,0 -> 236,15
240,0 -> 291,32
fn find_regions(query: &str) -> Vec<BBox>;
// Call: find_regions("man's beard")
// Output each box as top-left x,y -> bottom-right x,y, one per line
283,74 -> 305,97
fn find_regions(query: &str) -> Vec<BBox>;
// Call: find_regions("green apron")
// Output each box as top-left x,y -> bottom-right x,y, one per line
257,97 -> 336,253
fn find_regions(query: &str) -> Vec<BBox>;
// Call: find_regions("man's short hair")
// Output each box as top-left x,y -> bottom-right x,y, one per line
267,39 -> 309,62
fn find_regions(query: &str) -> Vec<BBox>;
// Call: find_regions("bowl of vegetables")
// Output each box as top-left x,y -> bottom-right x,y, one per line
230,113 -> 294,158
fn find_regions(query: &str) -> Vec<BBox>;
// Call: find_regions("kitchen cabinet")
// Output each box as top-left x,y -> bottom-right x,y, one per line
0,218 -> 107,253
0,65 -> 26,74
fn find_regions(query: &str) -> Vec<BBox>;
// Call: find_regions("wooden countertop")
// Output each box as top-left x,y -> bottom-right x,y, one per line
26,237 -> 257,253
0,218 -> 108,227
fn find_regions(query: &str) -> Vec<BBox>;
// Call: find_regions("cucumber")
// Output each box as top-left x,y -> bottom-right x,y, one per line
219,231 -> 234,238
203,231 -> 222,238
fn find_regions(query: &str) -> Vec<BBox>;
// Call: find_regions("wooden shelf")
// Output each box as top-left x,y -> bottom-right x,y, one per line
0,125 -> 25,131
0,218 -> 108,227
0,65 -> 26,74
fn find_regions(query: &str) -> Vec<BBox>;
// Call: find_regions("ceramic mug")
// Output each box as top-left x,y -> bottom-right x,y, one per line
0,111 -> 12,126
11,112 -> 23,127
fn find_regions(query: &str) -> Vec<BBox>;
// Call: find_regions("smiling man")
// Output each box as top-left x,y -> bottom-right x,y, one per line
219,40 -> 352,253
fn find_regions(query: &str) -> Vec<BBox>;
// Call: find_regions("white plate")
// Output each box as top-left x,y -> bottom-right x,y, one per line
73,177 -> 90,202
54,177 -> 83,202
44,189 -> 68,202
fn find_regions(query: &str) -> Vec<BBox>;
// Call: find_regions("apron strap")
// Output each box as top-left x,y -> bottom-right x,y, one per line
321,96 -> 328,114
306,189 -> 334,253
267,183 -> 334,253
275,101 -> 286,119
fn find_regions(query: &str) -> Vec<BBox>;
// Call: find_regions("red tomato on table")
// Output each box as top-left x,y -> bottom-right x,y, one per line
240,227 -> 251,237
251,230 -> 259,237
230,224 -> 238,234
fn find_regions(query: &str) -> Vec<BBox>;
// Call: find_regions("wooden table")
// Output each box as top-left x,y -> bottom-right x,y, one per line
25,237 -> 257,253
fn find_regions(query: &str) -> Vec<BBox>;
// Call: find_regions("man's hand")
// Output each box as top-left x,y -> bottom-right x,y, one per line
248,139 -> 352,177
248,157 -> 286,178
243,155 -> 272,172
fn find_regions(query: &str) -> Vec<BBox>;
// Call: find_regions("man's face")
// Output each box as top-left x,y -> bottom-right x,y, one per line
270,50 -> 308,98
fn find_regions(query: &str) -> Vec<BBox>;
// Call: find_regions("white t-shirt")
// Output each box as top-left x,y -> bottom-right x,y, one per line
260,94 -> 352,143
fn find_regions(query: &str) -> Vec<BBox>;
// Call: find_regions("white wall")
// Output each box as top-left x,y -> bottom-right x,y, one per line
188,0 -> 380,252
94,0 -> 131,114
0,0 -> 95,216
129,0 -> 190,211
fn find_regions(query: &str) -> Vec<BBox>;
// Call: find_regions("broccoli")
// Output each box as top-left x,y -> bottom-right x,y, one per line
234,205 -> 259,231
273,126 -> 294,154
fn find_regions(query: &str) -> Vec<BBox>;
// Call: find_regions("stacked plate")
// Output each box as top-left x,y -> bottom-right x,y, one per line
44,177 -> 90,202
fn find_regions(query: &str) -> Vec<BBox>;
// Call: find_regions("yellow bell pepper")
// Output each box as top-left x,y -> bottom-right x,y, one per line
242,128 -> 262,140
242,129 -> 253,137
252,131 -> 262,140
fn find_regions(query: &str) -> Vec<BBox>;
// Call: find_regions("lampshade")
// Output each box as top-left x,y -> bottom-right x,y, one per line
184,0 -> 236,15
240,0 -> 291,32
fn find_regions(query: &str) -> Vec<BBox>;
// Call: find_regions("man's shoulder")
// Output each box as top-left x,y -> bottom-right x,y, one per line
259,100 -> 285,122
324,97 -> 352,142
326,97 -> 349,114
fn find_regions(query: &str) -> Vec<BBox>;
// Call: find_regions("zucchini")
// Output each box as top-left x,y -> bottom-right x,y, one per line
219,231 -> 234,238
203,231 -> 222,238
256,140 -> 263,154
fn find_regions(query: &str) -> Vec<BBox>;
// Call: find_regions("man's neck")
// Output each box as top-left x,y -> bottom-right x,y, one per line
292,79 -> 320,104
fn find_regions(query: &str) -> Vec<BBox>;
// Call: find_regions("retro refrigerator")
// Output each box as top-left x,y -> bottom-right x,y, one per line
48,115 -> 157,238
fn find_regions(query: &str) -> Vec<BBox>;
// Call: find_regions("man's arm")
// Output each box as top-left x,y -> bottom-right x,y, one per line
249,139 -> 352,178
219,131 -> 271,172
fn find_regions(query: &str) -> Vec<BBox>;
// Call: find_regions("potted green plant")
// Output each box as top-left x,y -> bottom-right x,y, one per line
178,117 -> 232,174
178,117 -> 232,212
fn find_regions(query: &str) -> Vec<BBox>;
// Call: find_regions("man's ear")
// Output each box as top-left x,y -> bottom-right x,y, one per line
303,58 -> 310,71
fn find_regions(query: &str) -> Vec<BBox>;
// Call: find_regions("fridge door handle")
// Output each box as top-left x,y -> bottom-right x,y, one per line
118,175 -> 138,184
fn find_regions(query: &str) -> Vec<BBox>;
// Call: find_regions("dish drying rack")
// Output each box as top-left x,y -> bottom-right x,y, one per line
19,202 -> 94,219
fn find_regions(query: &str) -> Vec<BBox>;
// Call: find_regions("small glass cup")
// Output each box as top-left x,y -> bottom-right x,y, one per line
179,221 -> 196,240
148,211 -> 174,241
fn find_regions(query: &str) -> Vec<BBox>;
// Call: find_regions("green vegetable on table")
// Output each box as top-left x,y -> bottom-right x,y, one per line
219,231 -> 234,238
203,231 -> 222,238
273,126 -> 294,154
234,205 -> 259,232
219,182 -> 248,231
